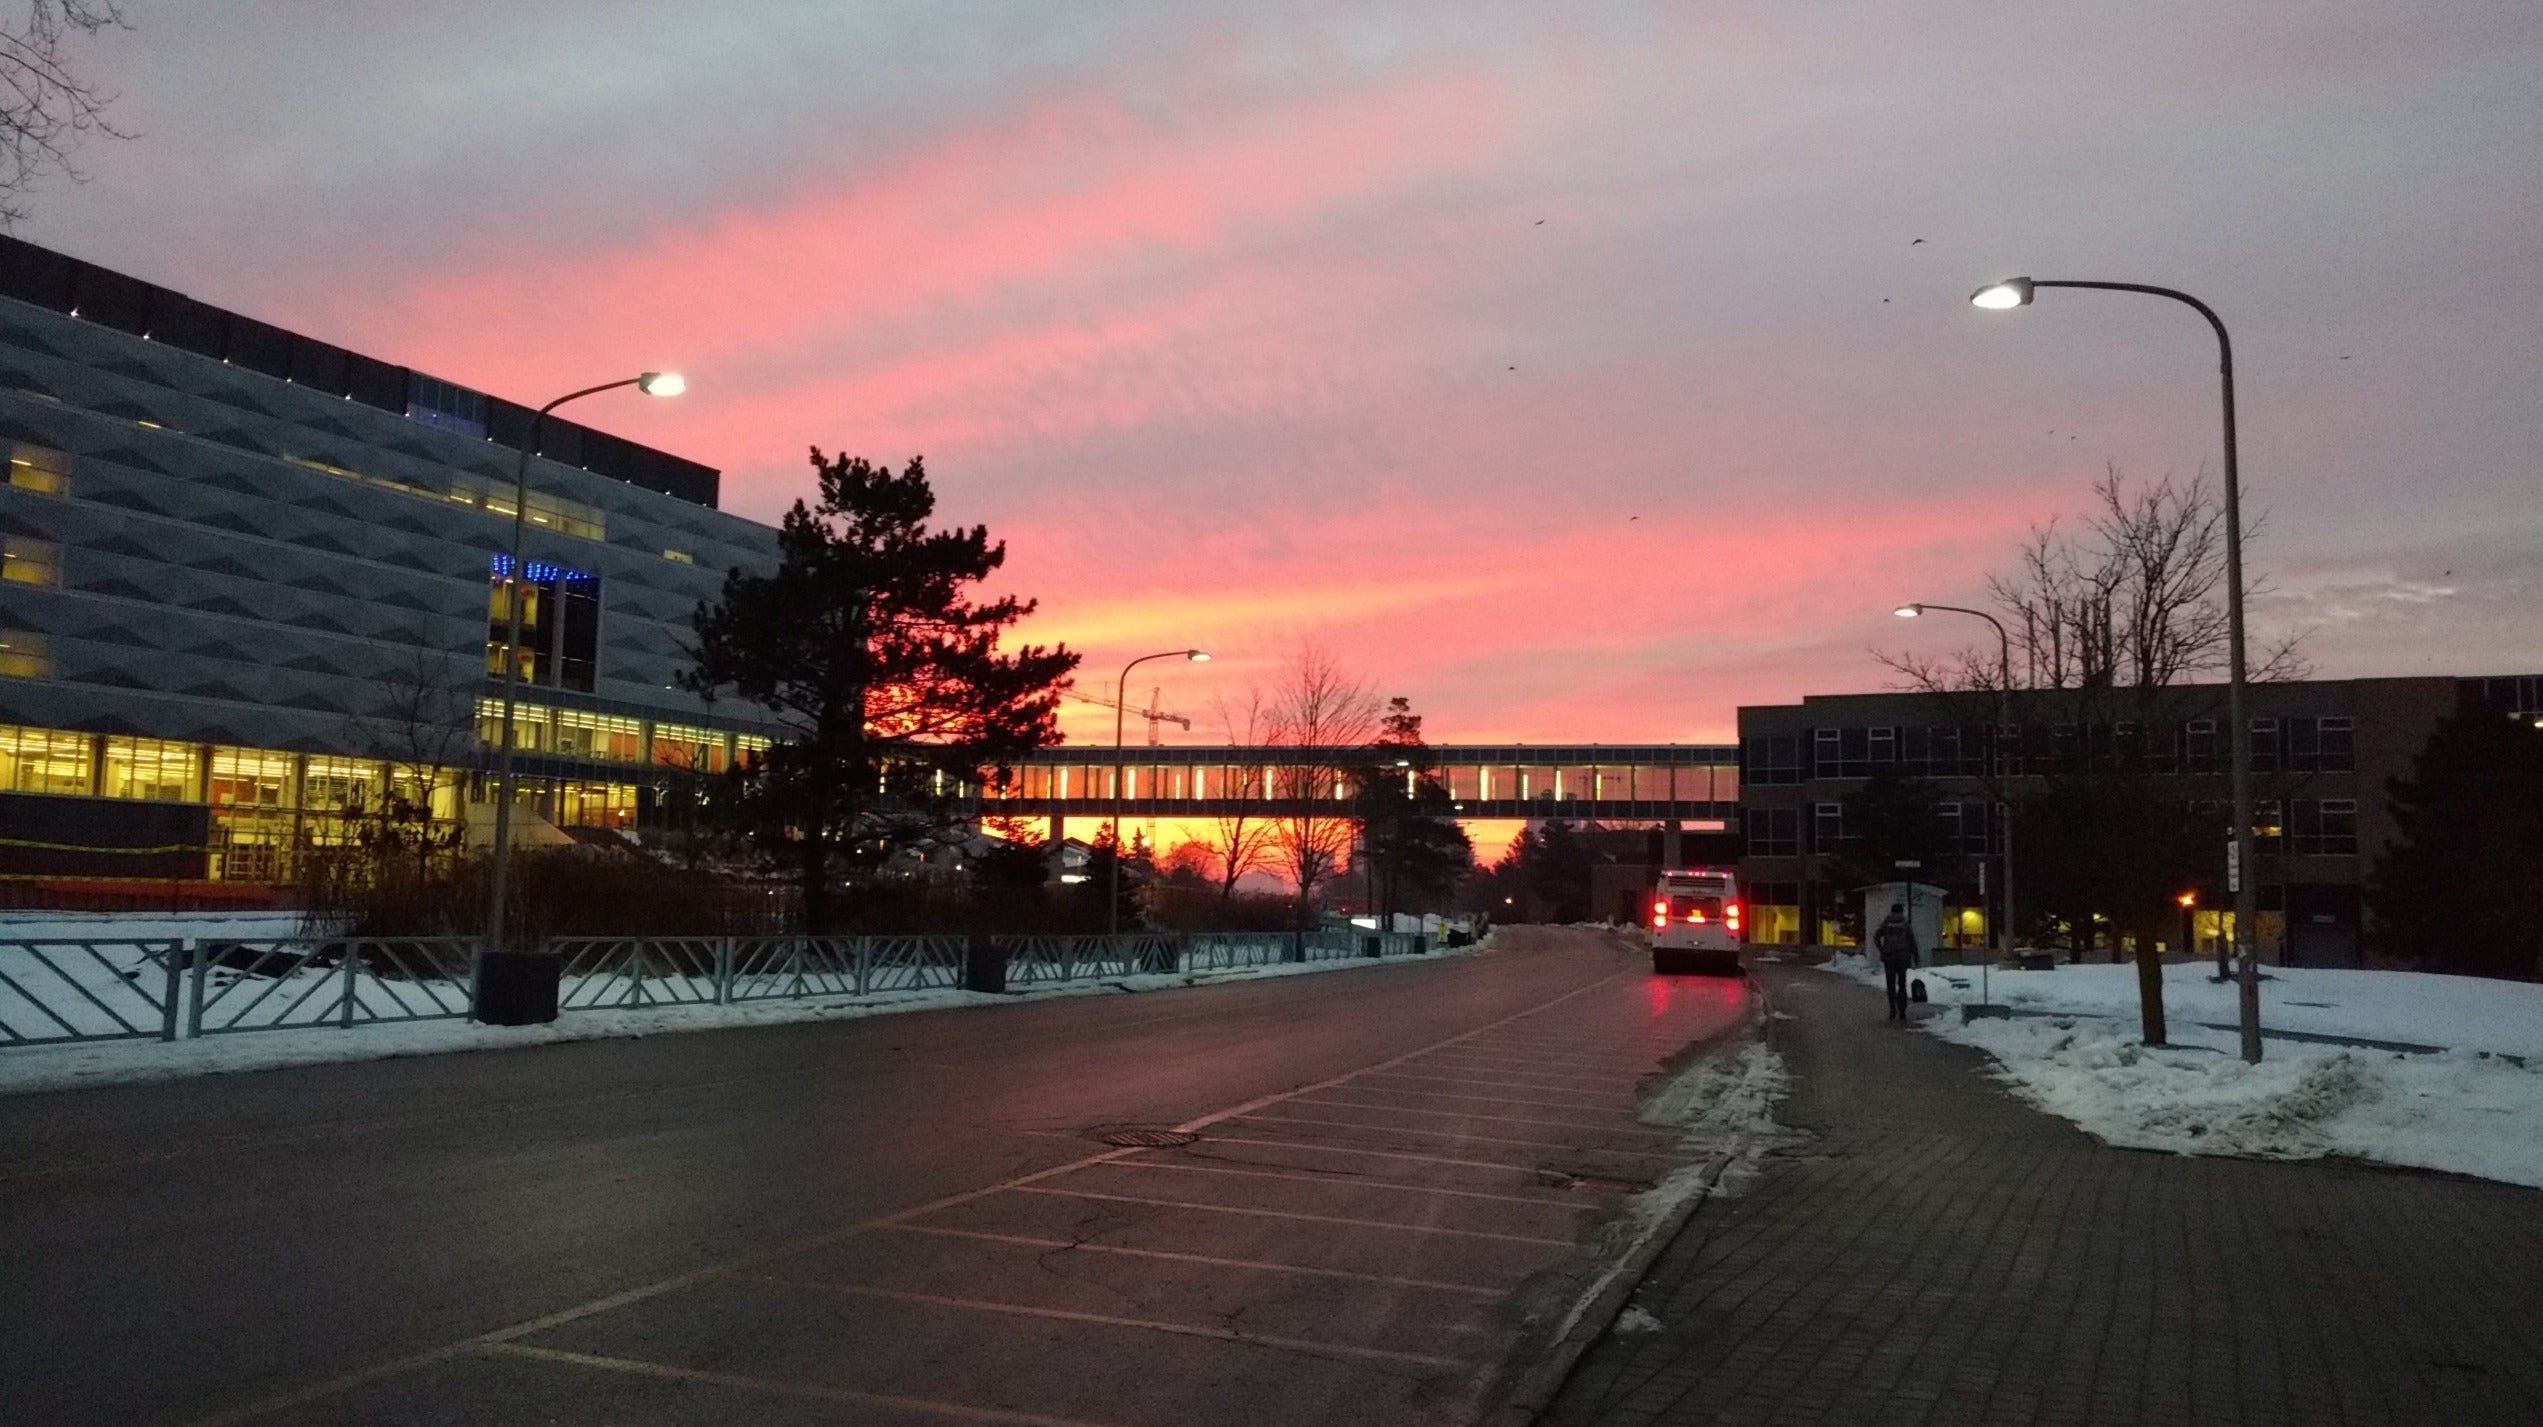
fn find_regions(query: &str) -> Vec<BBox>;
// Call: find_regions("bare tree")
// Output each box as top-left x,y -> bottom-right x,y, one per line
1881,467 -> 2305,699
1,3 -> 129,225
353,646 -> 480,872
1200,688 -> 1278,900
1265,646 -> 1382,925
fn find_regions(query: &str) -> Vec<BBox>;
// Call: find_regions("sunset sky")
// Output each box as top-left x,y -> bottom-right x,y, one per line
27,2 -> 2542,747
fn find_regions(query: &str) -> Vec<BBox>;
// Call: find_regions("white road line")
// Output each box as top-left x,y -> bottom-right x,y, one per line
878,1223 -> 1506,1295
1229,1111 -> 1686,1157
1192,1131 -> 1586,1177
1349,1070 -> 1628,1102
1001,1185 -> 1577,1246
1325,1081 -> 1635,1113
480,1342 -> 1132,1427
739,1275 -> 1473,1369
1099,1155 -> 1594,1210
1289,1095 -> 1673,1135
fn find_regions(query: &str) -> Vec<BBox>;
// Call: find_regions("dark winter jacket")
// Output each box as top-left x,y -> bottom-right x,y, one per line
1873,916 -> 1919,968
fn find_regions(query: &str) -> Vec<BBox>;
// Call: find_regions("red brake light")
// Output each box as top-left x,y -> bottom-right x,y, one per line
1651,910 -> 1666,928
1653,900 -> 1668,916
1727,902 -> 1743,931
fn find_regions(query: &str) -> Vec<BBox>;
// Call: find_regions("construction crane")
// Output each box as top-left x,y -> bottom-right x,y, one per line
1064,686 -> 1192,745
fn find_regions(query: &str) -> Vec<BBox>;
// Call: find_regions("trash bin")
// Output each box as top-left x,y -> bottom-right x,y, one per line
474,950 -> 561,1026
1412,934 -> 1428,955
1362,935 -> 1382,958
964,936 -> 1008,993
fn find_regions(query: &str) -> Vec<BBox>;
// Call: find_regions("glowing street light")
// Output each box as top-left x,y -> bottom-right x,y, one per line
1969,273 -> 2262,1063
1893,600 -> 2015,1011
485,373 -> 685,965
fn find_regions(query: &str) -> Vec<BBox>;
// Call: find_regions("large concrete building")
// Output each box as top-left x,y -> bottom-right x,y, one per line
0,236 -> 781,899
1734,673 -> 2543,963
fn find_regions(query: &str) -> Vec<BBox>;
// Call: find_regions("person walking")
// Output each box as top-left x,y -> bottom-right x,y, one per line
1873,903 -> 1920,1020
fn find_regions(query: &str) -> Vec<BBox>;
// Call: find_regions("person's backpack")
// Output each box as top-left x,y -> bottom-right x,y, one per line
1874,921 -> 1909,957
1910,977 -> 1928,1003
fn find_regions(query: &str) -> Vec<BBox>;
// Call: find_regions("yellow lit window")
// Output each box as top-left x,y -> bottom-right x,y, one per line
2,536 -> 61,586
7,443 -> 68,495
551,708 -> 644,763
662,548 -> 694,564
650,722 -> 728,773
477,698 -> 553,752
209,747 -> 296,809
734,733 -> 774,768
0,631 -> 49,680
0,722 -> 88,792
103,736 -> 199,801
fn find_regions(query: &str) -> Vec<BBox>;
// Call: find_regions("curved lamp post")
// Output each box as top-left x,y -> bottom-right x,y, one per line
1894,601 -> 2014,1010
485,372 -> 685,957
1107,648 -> 1210,935
1972,275 -> 2260,1063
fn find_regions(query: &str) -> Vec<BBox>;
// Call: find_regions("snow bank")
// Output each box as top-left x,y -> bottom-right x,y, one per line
1811,950 -> 2543,1058
1809,951 -> 2543,1188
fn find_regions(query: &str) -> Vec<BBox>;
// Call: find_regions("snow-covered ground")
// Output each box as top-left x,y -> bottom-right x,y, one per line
0,917 -> 1489,1097
1812,951 -> 2543,1188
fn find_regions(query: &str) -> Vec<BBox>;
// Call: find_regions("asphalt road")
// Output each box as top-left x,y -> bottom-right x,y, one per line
0,927 -> 1753,1426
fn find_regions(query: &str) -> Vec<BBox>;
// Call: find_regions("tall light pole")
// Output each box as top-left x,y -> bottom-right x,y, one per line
1972,275 -> 2261,1063
484,372 -> 685,957
1895,601 -> 2014,1010
1107,648 -> 1210,935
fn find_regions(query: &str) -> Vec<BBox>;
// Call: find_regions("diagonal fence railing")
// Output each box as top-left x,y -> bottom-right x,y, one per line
0,927 -> 1456,1048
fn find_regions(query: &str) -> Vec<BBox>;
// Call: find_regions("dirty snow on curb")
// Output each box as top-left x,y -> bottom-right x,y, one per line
0,931 -> 1491,1097
1814,952 -> 2543,1188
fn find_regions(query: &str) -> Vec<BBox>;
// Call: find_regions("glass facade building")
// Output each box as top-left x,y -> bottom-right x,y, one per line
0,236 -> 783,893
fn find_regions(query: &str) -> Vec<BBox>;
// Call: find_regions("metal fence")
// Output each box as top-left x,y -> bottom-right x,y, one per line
0,926 -> 1448,1049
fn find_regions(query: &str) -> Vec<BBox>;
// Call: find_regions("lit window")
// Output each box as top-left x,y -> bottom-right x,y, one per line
0,721 -> 87,792
0,631 -> 49,680
663,549 -> 694,564
650,723 -> 728,773
103,736 -> 198,801
7,443 -> 68,495
1,536 -> 60,586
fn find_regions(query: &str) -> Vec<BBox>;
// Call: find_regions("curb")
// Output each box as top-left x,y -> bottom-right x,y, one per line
1475,963 -> 1773,1427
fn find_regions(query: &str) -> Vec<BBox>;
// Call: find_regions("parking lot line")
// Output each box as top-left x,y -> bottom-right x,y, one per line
736,1275 -> 1474,1370
1317,1082 -> 1638,1114
877,1224 -> 1506,1295
1102,1156 -> 1597,1209
1228,1110 -> 1686,1156
1190,1131 -> 1593,1177
1348,1070 -> 1630,1103
1288,1095 -> 1679,1134
478,1342 -> 1131,1427
1002,1185 -> 1577,1245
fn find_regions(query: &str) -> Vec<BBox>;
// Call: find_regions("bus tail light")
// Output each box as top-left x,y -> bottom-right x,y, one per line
1727,902 -> 1743,933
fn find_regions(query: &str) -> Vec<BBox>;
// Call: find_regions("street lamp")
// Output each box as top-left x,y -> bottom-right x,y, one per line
485,373 -> 685,960
1894,601 -> 2015,1010
1107,649 -> 1210,935
1971,275 -> 2260,1062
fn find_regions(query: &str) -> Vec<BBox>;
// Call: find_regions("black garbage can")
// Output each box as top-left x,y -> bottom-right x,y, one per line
1412,934 -> 1428,955
1362,934 -> 1382,959
964,935 -> 1008,993
474,950 -> 561,1026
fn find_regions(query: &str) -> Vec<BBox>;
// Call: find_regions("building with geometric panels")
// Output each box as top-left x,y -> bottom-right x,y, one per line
0,235 -> 781,901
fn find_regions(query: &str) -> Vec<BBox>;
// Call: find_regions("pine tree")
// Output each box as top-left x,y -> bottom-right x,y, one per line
686,451 -> 1078,932
2367,699 -> 2543,980
1352,697 -> 1473,922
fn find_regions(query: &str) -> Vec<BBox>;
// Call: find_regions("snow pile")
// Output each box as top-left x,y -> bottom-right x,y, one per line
1611,1306 -> 1664,1334
1807,952 -> 2543,1187
1811,949 -> 2543,1058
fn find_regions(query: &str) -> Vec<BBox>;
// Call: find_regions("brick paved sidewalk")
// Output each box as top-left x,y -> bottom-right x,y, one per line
1540,964 -> 2543,1427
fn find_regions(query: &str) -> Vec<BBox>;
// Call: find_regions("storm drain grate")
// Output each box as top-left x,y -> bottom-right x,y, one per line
1099,1127 -> 1199,1148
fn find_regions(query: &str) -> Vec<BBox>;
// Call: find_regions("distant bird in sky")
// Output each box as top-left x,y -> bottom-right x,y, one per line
1629,515 -> 1640,521
1881,297 -> 1890,303
1507,365 -> 1517,371
1910,237 -> 1926,246
1534,219 -> 1545,225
